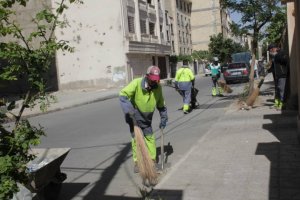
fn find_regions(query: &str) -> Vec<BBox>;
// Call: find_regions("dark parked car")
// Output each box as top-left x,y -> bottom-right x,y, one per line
223,62 -> 250,84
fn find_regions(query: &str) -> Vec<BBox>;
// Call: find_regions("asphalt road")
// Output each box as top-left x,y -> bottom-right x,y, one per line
29,76 -> 245,200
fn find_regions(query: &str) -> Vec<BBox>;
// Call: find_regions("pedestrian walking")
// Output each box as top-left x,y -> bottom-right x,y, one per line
210,58 -> 223,97
268,44 -> 289,110
174,64 -> 195,114
250,58 -> 259,79
119,66 -> 168,173
257,58 -> 266,78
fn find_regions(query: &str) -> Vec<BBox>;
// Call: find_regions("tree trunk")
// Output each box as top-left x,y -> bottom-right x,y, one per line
246,38 -> 258,106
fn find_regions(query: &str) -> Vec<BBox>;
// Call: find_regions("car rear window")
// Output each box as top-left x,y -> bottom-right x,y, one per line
228,63 -> 246,69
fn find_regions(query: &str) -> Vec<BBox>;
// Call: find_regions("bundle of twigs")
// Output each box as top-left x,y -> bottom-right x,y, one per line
133,122 -> 158,186
218,80 -> 233,93
246,78 -> 265,107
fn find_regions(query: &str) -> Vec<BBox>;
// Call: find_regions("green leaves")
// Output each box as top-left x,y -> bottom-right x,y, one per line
192,50 -> 212,61
221,0 -> 281,40
36,9 -> 55,23
265,6 -> 286,45
208,33 -> 248,63
0,0 -> 81,198
0,0 -> 28,8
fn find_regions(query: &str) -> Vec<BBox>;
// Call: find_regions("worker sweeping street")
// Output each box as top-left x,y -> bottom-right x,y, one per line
210,58 -> 223,97
174,64 -> 195,114
119,66 -> 168,174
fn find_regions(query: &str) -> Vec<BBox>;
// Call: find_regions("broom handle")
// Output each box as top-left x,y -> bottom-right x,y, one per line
129,113 -> 137,126
160,128 -> 164,170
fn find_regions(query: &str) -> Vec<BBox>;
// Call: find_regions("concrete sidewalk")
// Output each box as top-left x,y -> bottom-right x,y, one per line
151,75 -> 300,200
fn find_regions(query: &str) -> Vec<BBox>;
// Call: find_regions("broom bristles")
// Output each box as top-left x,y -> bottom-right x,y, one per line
218,80 -> 233,93
246,87 -> 260,106
134,126 -> 158,185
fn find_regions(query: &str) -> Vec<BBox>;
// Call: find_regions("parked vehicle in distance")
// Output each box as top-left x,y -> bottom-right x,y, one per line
204,65 -> 211,76
223,62 -> 250,84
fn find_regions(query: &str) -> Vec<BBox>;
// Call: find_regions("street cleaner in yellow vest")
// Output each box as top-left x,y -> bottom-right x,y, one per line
119,66 -> 168,173
210,59 -> 223,97
174,65 -> 195,114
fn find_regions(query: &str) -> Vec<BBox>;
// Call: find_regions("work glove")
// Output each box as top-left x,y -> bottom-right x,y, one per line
159,120 -> 167,129
128,112 -> 137,125
191,79 -> 195,87
174,81 -> 179,90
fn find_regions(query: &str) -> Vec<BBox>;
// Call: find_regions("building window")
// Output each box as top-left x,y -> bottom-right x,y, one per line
186,33 -> 188,44
179,31 -> 181,43
147,0 -> 152,4
149,22 -> 155,35
165,13 -> 169,25
172,41 -> 175,53
177,13 -> 180,25
128,16 -> 135,33
140,20 -> 147,34
166,30 -> 170,41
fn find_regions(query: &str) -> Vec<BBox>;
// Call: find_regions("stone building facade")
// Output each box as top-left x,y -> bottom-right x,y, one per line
190,0 -> 231,51
164,0 -> 193,55
3,0 -> 172,92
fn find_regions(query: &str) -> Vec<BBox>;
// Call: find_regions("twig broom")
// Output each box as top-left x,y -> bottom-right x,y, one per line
246,78 -> 264,107
131,115 -> 158,186
218,80 -> 233,93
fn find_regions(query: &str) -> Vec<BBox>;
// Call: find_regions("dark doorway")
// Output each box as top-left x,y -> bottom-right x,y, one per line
193,60 -> 198,74
158,56 -> 167,79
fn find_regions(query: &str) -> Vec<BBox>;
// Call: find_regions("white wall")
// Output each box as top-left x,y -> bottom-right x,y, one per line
54,0 -> 127,90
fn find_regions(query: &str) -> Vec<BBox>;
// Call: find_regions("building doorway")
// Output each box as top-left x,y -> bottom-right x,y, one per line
158,56 -> 167,79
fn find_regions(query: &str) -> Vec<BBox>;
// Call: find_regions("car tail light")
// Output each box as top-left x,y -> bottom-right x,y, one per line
224,71 -> 230,76
242,69 -> 248,75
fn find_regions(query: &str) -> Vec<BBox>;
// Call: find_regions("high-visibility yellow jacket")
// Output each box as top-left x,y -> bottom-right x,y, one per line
175,66 -> 195,90
119,77 -> 168,135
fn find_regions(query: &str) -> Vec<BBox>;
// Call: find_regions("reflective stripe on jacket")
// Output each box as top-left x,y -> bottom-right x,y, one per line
175,67 -> 195,90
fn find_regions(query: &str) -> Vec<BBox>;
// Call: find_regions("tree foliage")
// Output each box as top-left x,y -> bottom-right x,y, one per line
208,33 -> 247,63
191,50 -> 213,62
169,54 -> 193,64
264,6 -> 287,46
221,0 -> 281,53
0,0 -> 82,199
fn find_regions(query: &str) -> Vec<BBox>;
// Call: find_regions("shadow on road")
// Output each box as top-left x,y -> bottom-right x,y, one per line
258,110 -> 300,199
151,189 -> 183,199
58,143 -> 134,200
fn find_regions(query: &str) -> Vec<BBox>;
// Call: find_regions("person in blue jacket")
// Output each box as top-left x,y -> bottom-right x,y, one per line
119,66 -> 168,173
